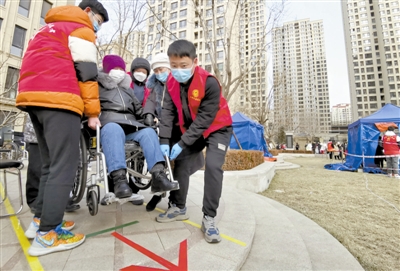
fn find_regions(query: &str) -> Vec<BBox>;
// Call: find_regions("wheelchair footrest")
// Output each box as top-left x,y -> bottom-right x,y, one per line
102,192 -> 144,205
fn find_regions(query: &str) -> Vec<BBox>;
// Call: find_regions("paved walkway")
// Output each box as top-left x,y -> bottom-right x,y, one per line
0,160 -> 364,271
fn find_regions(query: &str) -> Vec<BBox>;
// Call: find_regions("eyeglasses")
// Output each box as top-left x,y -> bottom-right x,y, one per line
91,11 -> 103,26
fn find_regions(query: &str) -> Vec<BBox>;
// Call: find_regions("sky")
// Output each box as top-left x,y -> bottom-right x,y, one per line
283,0 -> 351,107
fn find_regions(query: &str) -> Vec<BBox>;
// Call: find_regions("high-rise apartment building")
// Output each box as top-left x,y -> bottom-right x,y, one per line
341,0 -> 400,120
116,30 -> 146,59
0,0 -> 75,132
331,103 -> 352,126
272,19 -> 331,137
144,0 -> 267,112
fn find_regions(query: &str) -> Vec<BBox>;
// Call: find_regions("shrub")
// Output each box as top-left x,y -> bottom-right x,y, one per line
222,150 -> 264,171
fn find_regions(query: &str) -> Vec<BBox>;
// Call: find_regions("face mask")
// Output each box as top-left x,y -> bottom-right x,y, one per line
133,72 -> 147,82
155,71 -> 169,83
91,11 -> 101,33
171,64 -> 194,83
109,69 -> 126,84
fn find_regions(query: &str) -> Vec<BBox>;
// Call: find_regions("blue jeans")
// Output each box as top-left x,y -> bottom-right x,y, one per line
100,123 -> 164,174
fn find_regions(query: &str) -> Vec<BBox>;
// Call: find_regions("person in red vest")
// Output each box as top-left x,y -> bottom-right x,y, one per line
156,40 -> 233,243
382,126 -> 400,178
16,0 -> 108,256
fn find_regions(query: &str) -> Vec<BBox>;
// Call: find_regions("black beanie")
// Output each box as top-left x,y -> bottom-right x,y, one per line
78,0 -> 109,22
130,58 -> 151,77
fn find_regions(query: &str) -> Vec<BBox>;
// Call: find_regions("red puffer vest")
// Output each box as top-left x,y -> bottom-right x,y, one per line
167,66 -> 232,138
383,135 -> 400,155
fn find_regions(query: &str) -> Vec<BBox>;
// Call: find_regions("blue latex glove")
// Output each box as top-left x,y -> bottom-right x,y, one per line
170,143 -> 183,160
160,144 -> 170,157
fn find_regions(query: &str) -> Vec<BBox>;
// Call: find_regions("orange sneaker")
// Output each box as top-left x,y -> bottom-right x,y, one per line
28,224 -> 85,256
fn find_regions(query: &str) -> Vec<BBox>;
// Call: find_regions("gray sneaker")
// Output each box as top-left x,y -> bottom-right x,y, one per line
201,215 -> 221,243
156,203 -> 189,222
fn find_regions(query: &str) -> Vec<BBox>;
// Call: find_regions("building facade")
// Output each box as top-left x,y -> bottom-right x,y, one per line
272,19 -> 331,137
331,103 -> 352,126
341,0 -> 400,120
0,0 -> 75,132
144,0 -> 267,112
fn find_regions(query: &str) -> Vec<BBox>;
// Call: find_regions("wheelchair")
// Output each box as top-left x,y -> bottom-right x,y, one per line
71,123 -> 171,216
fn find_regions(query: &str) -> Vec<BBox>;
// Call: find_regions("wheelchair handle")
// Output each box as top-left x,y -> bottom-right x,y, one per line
96,125 -> 100,153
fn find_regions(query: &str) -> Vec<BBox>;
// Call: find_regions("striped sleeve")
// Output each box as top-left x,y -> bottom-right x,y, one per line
69,27 -> 100,117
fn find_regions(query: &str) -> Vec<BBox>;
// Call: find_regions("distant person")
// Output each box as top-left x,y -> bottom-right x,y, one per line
382,126 -> 400,178
374,136 -> 385,169
295,142 -> 299,151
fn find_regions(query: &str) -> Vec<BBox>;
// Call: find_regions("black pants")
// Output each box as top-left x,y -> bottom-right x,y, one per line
169,126 -> 232,217
26,143 -> 41,207
29,108 -> 81,231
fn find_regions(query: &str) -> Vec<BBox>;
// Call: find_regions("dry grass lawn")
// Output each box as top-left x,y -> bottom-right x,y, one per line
261,157 -> 400,271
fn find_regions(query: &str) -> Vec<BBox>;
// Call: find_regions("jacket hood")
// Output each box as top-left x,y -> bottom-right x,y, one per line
98,70 -> 132,90
45,6 -> 93,30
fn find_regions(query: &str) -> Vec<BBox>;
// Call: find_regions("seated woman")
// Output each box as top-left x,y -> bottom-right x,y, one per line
98,55 -> 179,198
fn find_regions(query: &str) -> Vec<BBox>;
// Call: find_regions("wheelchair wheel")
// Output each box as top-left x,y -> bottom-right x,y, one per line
87,189 -> 98,216
131,158 -> 152,190
70,133 -> 88,204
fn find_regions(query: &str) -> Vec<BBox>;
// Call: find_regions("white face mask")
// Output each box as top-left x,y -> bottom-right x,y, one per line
133,72 -> 147,82
109,69 -> 126,84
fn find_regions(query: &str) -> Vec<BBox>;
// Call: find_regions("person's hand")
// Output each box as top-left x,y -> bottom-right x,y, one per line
160,144 -> 170,157
143,114 -> 155,126
170,143 -> 183,160
88,117 -> 101,130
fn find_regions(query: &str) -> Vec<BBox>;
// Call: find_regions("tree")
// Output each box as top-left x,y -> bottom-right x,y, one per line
277,126 -> 285,145
96,0 -> 149,63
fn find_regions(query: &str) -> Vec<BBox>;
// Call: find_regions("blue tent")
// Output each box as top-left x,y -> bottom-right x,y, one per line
325,104 -> 400,172
229,112 -> 272,157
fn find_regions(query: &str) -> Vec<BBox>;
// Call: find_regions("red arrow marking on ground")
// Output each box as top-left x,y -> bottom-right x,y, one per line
112,232 -> 188,271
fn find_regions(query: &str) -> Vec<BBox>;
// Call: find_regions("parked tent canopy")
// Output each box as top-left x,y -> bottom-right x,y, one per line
229,112 -> 272,157
325,104 -> 400,172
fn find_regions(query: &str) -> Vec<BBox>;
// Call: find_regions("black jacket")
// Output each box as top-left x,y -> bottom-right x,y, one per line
159,75 -> 220,148
97,71 -> 145,133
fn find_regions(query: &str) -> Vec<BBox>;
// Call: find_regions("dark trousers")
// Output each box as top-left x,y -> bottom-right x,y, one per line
29,108 -> 81,231
169,126 -> 232,217
26,143 -> 41,207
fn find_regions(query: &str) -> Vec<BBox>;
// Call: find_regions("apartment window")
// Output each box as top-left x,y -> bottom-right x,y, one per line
206,9 -> 212,17
171,12 -> 177,20
171,2 -> 178,10
5,67 -> 20,99
217,51 -> 223,59
11,25 -> 27,57
147,44 -> 153,52
40,1 -> 52,25
179,30 -> 186,39
0,0 -> 5,6
180,9 -> 187,17
170,33 -> 177,41
179,20 -> 187,28
206,19 -> 212,27
180,0 -> 187,7
217,6 -> 224,14
18,0 -> 31,17
217,17 -> 224,25
0,18 -> 2,30
170,22 -> 177,30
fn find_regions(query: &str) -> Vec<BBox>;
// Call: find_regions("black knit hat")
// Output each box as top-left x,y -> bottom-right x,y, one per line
130,58 -> 151,76
78,0 -> 109,22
